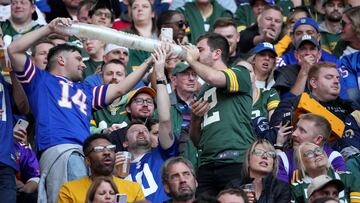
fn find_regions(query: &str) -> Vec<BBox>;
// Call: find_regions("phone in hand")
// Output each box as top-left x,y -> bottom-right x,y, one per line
13,119 -> 29,131
116,194 -> 127,203
160,28 -> 173,42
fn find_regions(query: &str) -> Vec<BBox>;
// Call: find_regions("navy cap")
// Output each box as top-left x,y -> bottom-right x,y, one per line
250,0 -> 275,6
253,42 -> 277,56
292,17 -> 319,33
295,35 -> 320,49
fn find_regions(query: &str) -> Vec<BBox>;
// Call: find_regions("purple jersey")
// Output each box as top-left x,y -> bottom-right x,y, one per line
277,145 -> 346,183
15,57 -> 108,152
14,142 -> 40,183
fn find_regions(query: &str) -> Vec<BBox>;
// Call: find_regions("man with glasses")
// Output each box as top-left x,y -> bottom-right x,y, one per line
276,113 -> 346,184
157,10 -> 188,44
170,62 -> 199,169
0,0 -> 41,43
58,134 -> 145,202
88,0 -> 114,28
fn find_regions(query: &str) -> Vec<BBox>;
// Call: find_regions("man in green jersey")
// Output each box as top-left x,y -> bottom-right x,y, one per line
0,0 -> 40,43
183,32 -> 254,196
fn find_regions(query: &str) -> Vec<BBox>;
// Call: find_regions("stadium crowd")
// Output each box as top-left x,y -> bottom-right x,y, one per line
1,0 -> 360,203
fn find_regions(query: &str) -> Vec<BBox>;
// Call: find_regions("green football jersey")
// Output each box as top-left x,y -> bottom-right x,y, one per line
291,169 -> 360,203
0,20 -> 41,41
197,65 -> 255,166
251,88 -> 280,119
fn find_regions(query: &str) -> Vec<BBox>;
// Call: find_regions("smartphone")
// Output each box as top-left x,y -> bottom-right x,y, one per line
116,194 -> 127,203
13,119 -> 29,131
160,28 -> 173,42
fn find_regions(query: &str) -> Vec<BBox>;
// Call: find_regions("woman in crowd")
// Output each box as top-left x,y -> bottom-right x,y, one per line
291,142 -> 360,203
85,176 -> 119,203
227,139 -> 290,203
126,0 -> 158,73
333,6 -> 360,58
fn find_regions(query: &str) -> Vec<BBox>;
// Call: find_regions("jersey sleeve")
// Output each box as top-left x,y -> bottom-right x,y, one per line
14,56 -> 45,94
266,88 -> 280,111
337,52 -> 360,100
222,65 -> 251,94
91,84 -> 109,110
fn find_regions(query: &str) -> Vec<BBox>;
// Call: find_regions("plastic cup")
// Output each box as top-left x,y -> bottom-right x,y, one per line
116,151 -> 132,178
241,183 -> 256,203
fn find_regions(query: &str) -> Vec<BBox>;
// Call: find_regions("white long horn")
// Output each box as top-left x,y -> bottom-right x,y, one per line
60,23 -> 186,59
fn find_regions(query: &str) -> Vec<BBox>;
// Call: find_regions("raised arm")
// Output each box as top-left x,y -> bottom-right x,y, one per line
104,57 -> 152,104
7,18 -> 73,72
152,46 -> 174,150
182,45 -> 227,88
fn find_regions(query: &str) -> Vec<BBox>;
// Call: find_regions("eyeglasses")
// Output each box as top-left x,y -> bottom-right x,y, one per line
89,144 -> 116,154
133,98 -> 154,106
252,148 -> 276,159
93,10 -> 112,19
303,147 -> 324,158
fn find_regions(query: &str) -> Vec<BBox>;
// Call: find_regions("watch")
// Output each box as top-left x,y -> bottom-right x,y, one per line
274,144 -> 284,150
156,79 -> 167,85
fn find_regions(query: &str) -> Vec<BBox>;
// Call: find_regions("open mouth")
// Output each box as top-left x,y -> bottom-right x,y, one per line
259,161 -> 269,167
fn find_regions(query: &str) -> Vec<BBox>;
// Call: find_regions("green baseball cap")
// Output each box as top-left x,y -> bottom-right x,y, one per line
172,62 -> 191,76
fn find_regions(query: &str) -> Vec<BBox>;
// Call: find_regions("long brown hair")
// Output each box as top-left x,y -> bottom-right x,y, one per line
85,176 -> 119,203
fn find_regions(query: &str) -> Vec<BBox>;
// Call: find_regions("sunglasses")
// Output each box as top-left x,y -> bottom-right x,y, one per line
165,20 -> 188,29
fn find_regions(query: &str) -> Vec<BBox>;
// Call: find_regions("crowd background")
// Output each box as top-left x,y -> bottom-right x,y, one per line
1,0 -> 360,203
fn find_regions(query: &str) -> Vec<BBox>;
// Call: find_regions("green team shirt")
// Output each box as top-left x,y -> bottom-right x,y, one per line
291,169 -> 360,203
251,88 -> 280,119
177,1 -> 232,44
91,94 -> 130,131
0,20 -> 41,41
83,59 -> 103,78
197,65 -> 254,166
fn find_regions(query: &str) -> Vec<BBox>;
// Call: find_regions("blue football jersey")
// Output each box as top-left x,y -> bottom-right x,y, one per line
125,143 -> 177,203
338,52 -> 360,101
15,57 -> 108,152
0,74 -> 18,170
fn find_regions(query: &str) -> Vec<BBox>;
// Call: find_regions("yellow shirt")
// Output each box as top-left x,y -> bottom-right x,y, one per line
58,176 -> 144,203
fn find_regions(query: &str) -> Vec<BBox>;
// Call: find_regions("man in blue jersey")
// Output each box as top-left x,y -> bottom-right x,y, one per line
7,17 -> 154,203
276,17 -> 338,68
274,35 -> 322,99
116,46 -> 177,203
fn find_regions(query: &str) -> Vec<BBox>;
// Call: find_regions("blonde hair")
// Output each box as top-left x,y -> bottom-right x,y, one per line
242,139 -> 278,179
294,142 -> 330,179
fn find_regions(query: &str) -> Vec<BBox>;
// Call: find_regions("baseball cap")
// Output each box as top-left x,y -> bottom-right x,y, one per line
307,175 -> 345,198
250,0 -> 275,6
294,35 -> 320,49
126,87 -> 156,105
292,17 -> 319,33
104,44 -> 129,55
252,42 -> 277,56
172,62 -> 191,76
